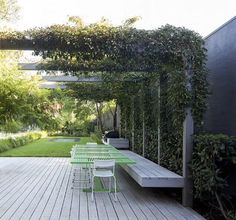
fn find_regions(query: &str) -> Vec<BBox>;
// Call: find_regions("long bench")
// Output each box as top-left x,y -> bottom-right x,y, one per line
107,138 -> 129,149
103,138 -> 129,149
121,150 -> 184,188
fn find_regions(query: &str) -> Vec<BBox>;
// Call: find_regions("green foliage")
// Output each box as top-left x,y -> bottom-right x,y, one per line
0,0 -> 19,23
0,131 -> 46,153
0,22 -> 205,73
142,79 -> 159,160
0,120 -> 23,133
0,19 -> 208,174
0,52 -> 61,132
90,133 -> 103,144
192,134 -> 236,219
0,18 -> 212,216
193,134 -> 236,198
133,94 -> 143,155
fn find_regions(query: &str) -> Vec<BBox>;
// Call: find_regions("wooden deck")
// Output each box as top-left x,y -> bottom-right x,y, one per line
0,157 -> 205,220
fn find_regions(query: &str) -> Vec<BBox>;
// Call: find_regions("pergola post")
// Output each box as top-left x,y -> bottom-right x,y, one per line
131,97 -> 135,152
157,79 -> 161,165
142,83 -> 146,157
142,112 -> 145,157
116,105 -> 121,135
182,108 -> 194,207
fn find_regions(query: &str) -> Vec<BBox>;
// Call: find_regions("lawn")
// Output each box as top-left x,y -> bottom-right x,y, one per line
0,136 -> 94,157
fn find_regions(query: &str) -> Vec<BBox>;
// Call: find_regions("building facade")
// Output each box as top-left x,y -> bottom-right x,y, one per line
204,16 -> 236,136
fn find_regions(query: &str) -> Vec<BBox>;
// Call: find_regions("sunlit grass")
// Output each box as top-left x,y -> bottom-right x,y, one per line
0,136 -> 93,157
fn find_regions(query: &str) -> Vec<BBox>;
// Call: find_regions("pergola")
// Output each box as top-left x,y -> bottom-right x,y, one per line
0,24 -> 208,207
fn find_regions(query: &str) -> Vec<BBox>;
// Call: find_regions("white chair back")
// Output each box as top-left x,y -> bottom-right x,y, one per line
86,142 -> 98,147
94,160 -> 115,169
94,160 -> 115,174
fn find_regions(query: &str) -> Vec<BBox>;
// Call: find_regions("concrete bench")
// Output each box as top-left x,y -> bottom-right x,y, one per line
121,150 -> 184,188
104,138 -> 129,149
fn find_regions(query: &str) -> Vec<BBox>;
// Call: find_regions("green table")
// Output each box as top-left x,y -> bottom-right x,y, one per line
70,144 -> 135,192
71,144 -> 135,165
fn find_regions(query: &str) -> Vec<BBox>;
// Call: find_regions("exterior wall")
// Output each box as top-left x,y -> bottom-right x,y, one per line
101,111 -> 113,130
204,17 -> 236,136
101,106 -> 121,132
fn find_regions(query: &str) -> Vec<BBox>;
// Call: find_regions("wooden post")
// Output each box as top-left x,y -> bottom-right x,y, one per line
142,82 -> 146,157
131,97 -> 135,152
116,105 -> 121,135
182,108 -> 194,207
124,105 -> 127,139
157,79 -> 161,165
142,114 -> 145,157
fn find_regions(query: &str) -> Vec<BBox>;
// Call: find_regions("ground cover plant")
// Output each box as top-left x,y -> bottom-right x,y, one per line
0,131 -> 46,153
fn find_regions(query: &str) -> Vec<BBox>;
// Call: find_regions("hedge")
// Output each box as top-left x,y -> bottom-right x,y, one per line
0,131 -> 47,153
192,134 -> 236,219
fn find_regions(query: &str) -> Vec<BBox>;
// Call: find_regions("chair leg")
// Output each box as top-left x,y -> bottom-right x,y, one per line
113,176 -> 117,201
109,177 -> 111,193
91,176 -> 94,201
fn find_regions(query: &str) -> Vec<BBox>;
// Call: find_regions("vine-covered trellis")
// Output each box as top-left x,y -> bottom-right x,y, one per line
0,21 -> 208,206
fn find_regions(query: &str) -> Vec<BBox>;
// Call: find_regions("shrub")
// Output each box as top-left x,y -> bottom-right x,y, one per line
192,134 -> 236,219
90,132 -> 103,144
0,120 -> 23,133
0,131 -> 47,153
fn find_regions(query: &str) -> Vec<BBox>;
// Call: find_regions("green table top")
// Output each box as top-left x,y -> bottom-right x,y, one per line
70,144 -> 135,165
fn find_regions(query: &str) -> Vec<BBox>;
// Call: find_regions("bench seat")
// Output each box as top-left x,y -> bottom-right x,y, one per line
121,150 -> 184,188
103,138 -> 129,149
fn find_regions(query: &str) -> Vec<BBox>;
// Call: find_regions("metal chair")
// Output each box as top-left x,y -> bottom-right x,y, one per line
91,160 -> 117,201
86,142 -> 98,146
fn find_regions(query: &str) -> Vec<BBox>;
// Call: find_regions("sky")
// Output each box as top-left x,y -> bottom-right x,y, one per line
14,0 -> 236,37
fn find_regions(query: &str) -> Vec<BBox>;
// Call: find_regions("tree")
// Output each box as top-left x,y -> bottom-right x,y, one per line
0,0 -> 19,32
0,0 -> 19,22
0,0 -> 56,132
0,64 -> 60,132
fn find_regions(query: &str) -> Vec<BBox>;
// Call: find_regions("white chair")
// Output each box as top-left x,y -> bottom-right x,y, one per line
91,160 -> 117,201
86,142 -> 98,147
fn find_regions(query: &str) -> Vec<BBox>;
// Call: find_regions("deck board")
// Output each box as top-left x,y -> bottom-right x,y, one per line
2,158 -> 55,220
0,157 -> 205,220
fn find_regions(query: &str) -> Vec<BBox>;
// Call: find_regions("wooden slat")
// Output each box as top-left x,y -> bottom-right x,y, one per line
0,158 -> 46,211
19,158 -> 63,220
118,168 -> 163,220
121,150 -> 184,188
3,158 -> 57,220
49,161 -> 73,220
122,151 -> 181,177
0,157 -> 205,220
32,159 -> 68,220
40,159 -> 69,219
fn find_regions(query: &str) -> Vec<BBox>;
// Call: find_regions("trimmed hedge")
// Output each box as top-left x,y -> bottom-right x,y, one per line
0,131 -> 47,153
192,134 -> 236,219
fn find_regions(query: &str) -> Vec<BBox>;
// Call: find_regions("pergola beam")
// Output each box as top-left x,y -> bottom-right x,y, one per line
42,76 -> 101,82
0,39 -> 40,50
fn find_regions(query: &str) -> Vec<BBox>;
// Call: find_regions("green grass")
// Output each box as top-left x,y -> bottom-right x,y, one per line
0,136 -> 93,157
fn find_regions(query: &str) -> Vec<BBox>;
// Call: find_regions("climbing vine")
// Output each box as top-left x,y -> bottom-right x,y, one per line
0,20 -> 208,174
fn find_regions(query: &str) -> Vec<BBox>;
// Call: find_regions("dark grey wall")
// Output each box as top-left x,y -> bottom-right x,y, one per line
204,17 -> 236,136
